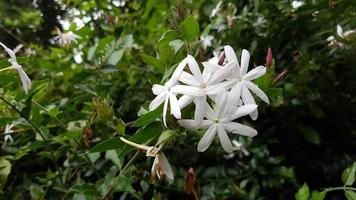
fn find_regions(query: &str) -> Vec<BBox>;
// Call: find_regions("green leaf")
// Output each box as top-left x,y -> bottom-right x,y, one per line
180,16 -> 200,41
132,105 -> 162,127
342,162 -> 356,186
158,30 -> 180,48
107,49 -> 124,65
295,183 -> 310,200
345,191 -> 356,200
118,122 -> 162,158
0,157 -> 11,190
141,54 -> 165,72
156,130 -> 176,146
89,138 -> 123,153
111,174 -> 134,192
303,127 -> 320,145
70,183 -> 101,196
311,191 -> 326,200
116,119 -> 126,135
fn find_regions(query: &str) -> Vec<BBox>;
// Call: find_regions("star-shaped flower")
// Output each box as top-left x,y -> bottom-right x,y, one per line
223,45 -> 269,120
2,124 -> 15,147
0,42 -> 32,94
120,137 -> 174,181
179,91 -> 258,153
149,56 -> 205,127
177,55 -> 236,126
327,24 -> 355,47
53,29 -> 81,46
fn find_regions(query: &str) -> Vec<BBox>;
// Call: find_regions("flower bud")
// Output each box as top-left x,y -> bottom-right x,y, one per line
266,47 -> 273,68
218,52 -> 226,65
184,167 -> 197,194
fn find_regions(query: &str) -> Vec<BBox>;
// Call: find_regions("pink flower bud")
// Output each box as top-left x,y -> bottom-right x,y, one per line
266,47 -> 273,68
218,52 -> 225,65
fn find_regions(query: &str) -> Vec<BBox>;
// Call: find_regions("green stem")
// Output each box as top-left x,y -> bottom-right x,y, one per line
323,186 -> 356,192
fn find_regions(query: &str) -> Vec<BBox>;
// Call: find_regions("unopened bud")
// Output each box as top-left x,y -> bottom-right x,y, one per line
266,47 -> 273,68
218,52 -> 225,65
184,167 -> 197,194
199,48 -> 205,62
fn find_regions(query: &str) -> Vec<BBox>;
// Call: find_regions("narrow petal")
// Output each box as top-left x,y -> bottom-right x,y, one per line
18,69 -> 31,94
149,92 -> 166,110
197,125 -> 217,152
241,83 -> 258,120
179,71 -> 200,86
209,61 -> 236,85
222,122 -> 257,137
217,125 -> 234,153
152,84 -> 166,95
169,92 -> 181,119
244,80 -> 270,104
337,24 -> 343,37
0,42 -> 17,62
157,153 -> 174,180
230,104 -> 258,120
224,82 -> 242,114
170,57 -> 188,85
216,92 -> 228,118
187,55 -> 203,83
202,62 -> 221,74
178,95 -> 194,109
171,85 -> 204,96
194,96 -> 206,126
224,45 -> 238,63
243,66 -> 266,81
240,49 -> 250,76
205,80 -> 235,95
205,103 -> 216,120
202,68 -> 212,83
163,95 -> 169,127
178,119 -> 199,129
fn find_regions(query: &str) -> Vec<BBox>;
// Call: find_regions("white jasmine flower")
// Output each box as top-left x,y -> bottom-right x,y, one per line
291,1 -> 304,9
149,56 -> 205,127
327,24 -> 355,47
210,1 -> 223,18
179,91 -> 258,153
0,42 -> 32,94
120,137 -> 174,180
53,29 -> 81,46
2,124 -> 15,147
223,45 -> 269,120
200,35 -> 214,49
177,55 -> 236,126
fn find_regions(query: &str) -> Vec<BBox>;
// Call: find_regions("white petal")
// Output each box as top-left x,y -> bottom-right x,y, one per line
163,95 -> 169,127
224,45 -> 238,63
202,68 -> 212,83
225,82 -> 242,113
18,69 -> 31,94
205,80 -> 235,95
197,125 -> 217,152
187,55 -> 203,83
205,103 -> 216,120
170,57 -> 188,85
240,49 -> 250,76
179,71 -> 200,86
230,104 -> 258,120
169,92 -> 181,119
152,84 -> 166,95
178,94 -> 194,109
202,62 -> 221,74
241,84 -> 258,120
209,61 -> 236,85
179,119 -> 199,129
149,92 -> 166,110
217,125 -> 234,153
0,42 -> 17,63
222,122 -> 257,137
244,80 -> 270,104
216,91 -> 228,118
157,153 -> 174,180
194,96 -> 206,126
243,66 -> 266,81
171,85 -> 204,96
336,24 -> 343,37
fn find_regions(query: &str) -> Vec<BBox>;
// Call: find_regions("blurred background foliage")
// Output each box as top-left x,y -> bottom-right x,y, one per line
0,0 -> 355,199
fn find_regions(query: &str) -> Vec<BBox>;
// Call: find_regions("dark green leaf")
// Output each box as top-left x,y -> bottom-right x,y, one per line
107,49 -> 124,65
89,138 -> 123,153
180,16 -> 200,41
132,105 -> 162,127
141,54 -> 166,73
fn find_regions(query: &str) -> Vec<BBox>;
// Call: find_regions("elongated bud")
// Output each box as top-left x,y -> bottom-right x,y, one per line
177,2 -> 183,19
266,47 -> 273,68
218,52 -> 225,65
184,167 -> 197,194
272,69 -> 288,85
199,48 -> 205,62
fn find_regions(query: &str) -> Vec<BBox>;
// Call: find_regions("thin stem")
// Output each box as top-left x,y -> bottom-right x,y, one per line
323,186 -> 356,192
0,26 -> 27,45
120,137 -> 150,151
0,66 -> 13,72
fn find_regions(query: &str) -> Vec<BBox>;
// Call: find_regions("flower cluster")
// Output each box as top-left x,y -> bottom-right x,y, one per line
150,45 -> 269,153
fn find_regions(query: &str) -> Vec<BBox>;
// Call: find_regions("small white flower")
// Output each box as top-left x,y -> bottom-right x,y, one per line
200,35 -> 214,49
177,55 -> 236,126
0,42 -> 32,94
149,55 -> 205,127
120,137 -> 174,180
53,29 -> 81,46
291,1 -> 304,9
2,124 -> 15,147
210,1 -> 223,18
327,24 -> 355,47
223,45 -> 269,120
179,91 -> 258,153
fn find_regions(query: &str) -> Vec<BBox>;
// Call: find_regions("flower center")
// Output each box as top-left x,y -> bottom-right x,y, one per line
201,83 -> 207,89
213,119 -> 219,123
